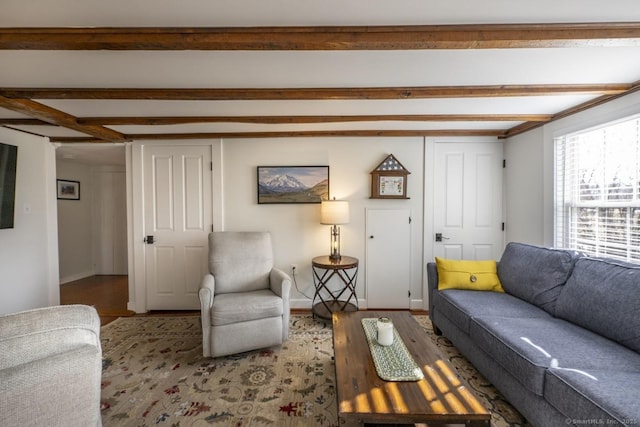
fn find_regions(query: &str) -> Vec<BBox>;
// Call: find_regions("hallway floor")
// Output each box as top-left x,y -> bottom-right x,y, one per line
60,275 -> 200,325
60,275 -> 134,325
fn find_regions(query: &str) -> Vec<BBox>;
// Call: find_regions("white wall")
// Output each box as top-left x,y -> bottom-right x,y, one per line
503,127 -> 545,245
221,137 -> 425,308
0,127 -> 59,315
56,162 -> 128,282
504,91 -> 640,246
56,160 -> 94,283
92,165 -> 127,275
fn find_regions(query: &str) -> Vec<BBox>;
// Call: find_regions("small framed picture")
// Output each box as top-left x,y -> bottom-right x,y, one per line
57,179 -> 80,200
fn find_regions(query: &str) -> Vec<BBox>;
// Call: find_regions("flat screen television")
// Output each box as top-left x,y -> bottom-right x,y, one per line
0,142 -> 18,229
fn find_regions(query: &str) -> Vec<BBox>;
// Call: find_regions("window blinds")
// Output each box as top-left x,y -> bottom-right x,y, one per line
555,116 -> 640,262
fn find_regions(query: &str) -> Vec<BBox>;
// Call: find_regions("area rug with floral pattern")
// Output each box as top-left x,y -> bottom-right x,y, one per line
100,314 -> 530,426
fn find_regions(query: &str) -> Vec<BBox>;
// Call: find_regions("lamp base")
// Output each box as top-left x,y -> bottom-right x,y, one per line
329,225 -> 341,261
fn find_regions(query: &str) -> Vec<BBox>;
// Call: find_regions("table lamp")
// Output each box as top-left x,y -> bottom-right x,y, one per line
320,198 -> 350,260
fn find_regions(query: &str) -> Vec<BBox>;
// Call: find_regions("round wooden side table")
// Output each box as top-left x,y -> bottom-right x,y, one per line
311,255 -> 359,320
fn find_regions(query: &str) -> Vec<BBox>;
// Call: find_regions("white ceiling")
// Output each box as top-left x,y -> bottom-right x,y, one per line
3,0 -> 640,26
2,0 -> 640,164
55,144 -> 126,166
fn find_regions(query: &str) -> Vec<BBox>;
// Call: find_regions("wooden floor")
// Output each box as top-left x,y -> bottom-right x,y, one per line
60,275 -> 203,325
60,275 -> 427,326
60,275 -> 139,325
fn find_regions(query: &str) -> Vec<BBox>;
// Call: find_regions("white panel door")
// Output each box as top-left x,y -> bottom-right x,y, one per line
433,142 -> 504,260
144,145 -> 212,309
366,209 -> 411,308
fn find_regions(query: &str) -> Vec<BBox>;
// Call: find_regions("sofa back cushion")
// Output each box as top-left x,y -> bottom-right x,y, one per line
209,231 -> 273,294
497,242 -> 580,314
555,257 -> 640,353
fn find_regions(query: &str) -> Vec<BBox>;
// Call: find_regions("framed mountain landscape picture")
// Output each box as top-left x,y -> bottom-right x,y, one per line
257,166 -> 329,204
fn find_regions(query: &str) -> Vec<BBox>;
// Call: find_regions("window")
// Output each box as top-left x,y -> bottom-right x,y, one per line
555,115 -> 640,262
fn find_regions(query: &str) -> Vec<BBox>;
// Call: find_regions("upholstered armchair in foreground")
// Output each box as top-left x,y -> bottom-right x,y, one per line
0,304 -> 102,427
199,231 -> 291,358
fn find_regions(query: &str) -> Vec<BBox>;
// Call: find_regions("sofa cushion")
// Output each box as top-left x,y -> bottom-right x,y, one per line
470,316 -> 640,397
209,232 -> 274,294
433,289 -> 550,334
497,242 -> 580,314
545,369 -> 640,424
211,289 -> 283,326
555,257 -> 640,353
435,257 -> 504,292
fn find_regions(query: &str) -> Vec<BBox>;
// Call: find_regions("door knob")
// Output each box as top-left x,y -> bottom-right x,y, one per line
369,235 -> 374,239
435,233 -> 450,242
144,235 -> 155,244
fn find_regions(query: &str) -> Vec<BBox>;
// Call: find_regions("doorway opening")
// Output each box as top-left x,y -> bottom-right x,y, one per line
55,144 -> 131,322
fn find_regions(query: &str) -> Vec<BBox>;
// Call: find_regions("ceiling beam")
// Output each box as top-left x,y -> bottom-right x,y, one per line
0,96 -> 127,142
49,129 -> 507,143
77,114 -> 550,125
4,80 -> 638,140
2,23 -> 640,50
0,118 -> 51,126
0,84 -> 629,101
0,114 -> 554,126
503,79 -> 640,138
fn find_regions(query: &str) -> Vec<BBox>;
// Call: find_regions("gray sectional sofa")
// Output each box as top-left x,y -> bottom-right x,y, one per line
427,242 -> 640,426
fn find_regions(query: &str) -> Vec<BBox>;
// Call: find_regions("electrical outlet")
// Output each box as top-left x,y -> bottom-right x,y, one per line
290,264 -> 298,273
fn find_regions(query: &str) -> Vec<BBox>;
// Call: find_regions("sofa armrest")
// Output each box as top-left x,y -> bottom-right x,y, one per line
198,273 -> 216,357
426,262 -> 439,317
199,273 -> 215,320
269,268 -> 291,299
270,267 -> 292,341
199,273 -> 215,306
0,304 -> 100,371
0,306 -> 103,425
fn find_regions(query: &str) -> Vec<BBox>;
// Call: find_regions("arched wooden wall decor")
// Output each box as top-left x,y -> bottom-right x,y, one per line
370,154 -> 410,199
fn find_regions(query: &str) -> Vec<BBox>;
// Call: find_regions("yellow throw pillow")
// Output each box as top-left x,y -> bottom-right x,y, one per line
435,257 -> 504,292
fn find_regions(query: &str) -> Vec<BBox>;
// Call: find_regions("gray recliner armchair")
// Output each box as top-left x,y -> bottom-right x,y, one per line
199,231 -> 291,358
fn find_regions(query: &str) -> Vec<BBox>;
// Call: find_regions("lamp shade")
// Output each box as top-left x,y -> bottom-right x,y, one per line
320,200 -> 350,225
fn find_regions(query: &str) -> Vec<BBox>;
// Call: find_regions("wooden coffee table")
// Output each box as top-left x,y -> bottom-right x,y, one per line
332,310 -> 491,426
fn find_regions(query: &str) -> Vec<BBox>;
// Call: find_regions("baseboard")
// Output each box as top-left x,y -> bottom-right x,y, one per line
98,308 -> 136,317
291,298 -> 423,310
410,299 -> 425,310
290,298 -> 313,309
59,270 -> 95,285
127,301 -> 147,314
290,298 -> 366,309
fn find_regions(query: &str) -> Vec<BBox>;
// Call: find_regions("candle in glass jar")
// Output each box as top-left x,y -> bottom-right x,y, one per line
376,317 -> 394,346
